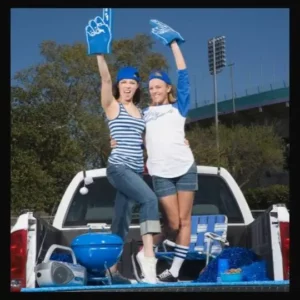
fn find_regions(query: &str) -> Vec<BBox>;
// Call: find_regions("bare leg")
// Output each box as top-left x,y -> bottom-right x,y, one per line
142,234 -> 154,257
109,264 -> 117,273
176,191 -> 194,246
168,191 -> 194,278
153,232 -> 165,246
153,205 -> 172,246
159,194 -> 180,235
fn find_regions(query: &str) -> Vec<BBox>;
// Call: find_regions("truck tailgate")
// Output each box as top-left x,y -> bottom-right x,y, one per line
22,281 -> 289,292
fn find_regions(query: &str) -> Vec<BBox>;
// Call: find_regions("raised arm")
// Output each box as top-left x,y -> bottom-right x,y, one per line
149,19 -> 190,117
85,9 -> 118,118
96,55 -> 117,112
170,41 -> 190,117
170,41 -> 186,70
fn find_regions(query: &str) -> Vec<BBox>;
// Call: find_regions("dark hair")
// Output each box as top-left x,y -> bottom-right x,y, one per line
112,83 -> 141,105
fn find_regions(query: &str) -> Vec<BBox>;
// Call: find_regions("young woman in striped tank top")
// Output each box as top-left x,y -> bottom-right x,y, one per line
96,54 -> 161,284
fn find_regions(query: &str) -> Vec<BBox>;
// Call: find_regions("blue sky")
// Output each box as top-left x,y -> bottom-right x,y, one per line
11,8 -> 289,108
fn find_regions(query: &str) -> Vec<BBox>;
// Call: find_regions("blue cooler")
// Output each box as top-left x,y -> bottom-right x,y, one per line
71,232 -> 123,281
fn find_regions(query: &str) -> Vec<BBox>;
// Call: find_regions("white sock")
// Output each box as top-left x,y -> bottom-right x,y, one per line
169,244 -> 189,278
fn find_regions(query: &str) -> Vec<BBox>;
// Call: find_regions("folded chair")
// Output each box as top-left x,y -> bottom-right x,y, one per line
155,214 -> 229,266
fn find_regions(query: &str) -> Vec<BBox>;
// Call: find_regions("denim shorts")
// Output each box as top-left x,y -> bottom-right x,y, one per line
152,162 -> 198,198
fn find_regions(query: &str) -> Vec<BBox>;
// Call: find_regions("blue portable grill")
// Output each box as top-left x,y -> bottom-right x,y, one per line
71,231 -> 123,284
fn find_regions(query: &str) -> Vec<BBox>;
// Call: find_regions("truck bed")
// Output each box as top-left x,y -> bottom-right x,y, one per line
22,280 -> 289,292
33,205 -> 286,285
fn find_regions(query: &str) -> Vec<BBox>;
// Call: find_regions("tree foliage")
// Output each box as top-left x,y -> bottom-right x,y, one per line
186,123 -> 285,188
244,185 -> 289,209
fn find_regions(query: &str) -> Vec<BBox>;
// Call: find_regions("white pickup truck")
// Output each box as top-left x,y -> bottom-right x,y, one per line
11,165 -> 289,292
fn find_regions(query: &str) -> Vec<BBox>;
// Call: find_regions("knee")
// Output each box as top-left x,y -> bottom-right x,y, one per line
165,219 -> 180,241
168,219 -> 180,232
179,217 -> 191,229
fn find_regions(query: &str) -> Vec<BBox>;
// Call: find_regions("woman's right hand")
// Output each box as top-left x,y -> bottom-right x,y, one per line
184,138 -> 190,147
110,137 -> 117,148
85,8 -> 113,55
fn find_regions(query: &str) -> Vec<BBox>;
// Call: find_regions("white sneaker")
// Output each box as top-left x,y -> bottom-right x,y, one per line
136,251 -> 157,284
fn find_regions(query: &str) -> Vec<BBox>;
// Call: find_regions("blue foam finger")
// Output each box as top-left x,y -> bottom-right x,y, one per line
85,8 -> 113,55
149,19 -> 185,46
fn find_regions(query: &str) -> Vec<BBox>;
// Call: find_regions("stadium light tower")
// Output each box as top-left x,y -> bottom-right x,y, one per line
208,35 -> 226,152
228,62 -> 235,113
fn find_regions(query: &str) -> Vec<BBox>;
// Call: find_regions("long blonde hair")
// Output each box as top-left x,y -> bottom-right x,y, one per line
168,84 -> 176,103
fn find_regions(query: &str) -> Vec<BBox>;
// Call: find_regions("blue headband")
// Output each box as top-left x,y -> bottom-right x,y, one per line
148,71 -> 172,85
116,67 -> 140,83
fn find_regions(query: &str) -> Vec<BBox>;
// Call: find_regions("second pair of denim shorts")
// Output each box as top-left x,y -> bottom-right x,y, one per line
152,162 -> 198,198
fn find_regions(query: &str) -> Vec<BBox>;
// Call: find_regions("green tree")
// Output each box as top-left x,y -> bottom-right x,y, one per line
244,185 -> 289,209
11,34 -> 169,215
11,90 -> 85,214
186,123 -> 285,188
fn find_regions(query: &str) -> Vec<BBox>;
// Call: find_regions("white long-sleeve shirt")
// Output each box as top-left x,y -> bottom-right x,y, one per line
143,69 -> 195,178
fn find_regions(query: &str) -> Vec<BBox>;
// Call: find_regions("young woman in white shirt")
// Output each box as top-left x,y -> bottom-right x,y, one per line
140,39 -> 197,282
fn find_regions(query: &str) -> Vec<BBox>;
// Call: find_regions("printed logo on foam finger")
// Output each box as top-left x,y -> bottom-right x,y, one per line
103,8 -> 112,29
151,20 -> 175,35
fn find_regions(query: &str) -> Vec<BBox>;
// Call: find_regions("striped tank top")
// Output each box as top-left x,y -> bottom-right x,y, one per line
107,103 -> 145,173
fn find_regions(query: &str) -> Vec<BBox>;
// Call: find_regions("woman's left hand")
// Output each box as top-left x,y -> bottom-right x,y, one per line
149,19 -> 185,46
